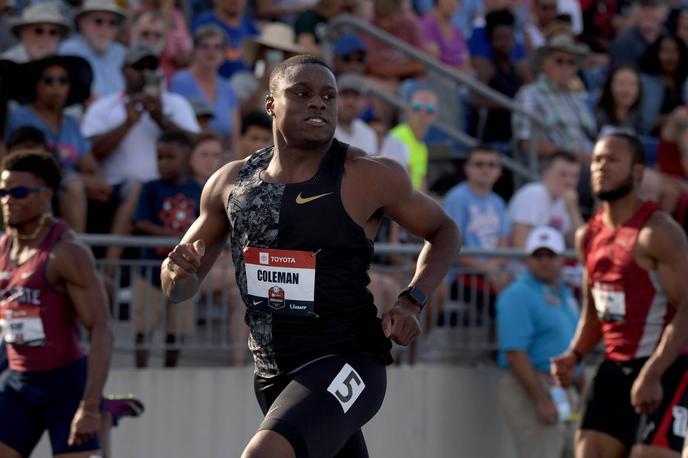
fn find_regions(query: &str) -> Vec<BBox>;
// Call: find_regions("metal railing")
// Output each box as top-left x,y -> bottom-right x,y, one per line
326,14 -> 556,182
79,235 -> 578,367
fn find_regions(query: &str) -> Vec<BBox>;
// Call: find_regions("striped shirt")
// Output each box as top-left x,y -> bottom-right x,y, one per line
512,76 -> 597,155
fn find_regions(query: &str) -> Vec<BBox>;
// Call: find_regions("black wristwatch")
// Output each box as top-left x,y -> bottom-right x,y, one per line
398,286 -> 427,311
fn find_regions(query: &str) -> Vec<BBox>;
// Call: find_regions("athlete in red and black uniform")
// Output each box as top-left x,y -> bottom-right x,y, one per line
552,133 -> 688,458
0,151 -> 112,458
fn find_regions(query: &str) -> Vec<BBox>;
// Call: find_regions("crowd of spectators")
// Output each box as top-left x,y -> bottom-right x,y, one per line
1,0 -> 688,370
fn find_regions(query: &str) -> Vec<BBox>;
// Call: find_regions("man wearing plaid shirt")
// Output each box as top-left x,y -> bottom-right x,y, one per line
512,34 -> 596,165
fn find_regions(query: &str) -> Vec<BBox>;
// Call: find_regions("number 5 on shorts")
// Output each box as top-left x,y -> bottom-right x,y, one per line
327,363 -> 366,413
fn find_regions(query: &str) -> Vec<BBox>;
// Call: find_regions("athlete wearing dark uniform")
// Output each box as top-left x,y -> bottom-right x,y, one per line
227,139 -> 391,456
581,202 -> 688,451
0,221 -> 100,456
162,55 -> 460,458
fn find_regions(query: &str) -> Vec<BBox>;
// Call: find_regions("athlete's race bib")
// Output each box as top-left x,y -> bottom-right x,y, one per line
591,282 -> 626,322
244,247 -> 316,316
0,305 -> 46,346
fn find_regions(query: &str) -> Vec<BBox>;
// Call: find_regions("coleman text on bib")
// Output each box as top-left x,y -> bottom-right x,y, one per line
244,247 -> 316,316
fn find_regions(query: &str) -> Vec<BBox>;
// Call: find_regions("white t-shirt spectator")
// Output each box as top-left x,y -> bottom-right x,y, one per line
507,182 -> 571,236
82,92 -> 200,185
335,119 -> 378,156
379,134 -> 410,167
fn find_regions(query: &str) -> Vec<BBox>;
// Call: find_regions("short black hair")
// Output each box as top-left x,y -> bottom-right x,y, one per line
603,132 -> 646,165
543,150 -> 578,170
241,110 -> 272,135
485,9 -> 515,41
268,55 -> 334,94
157,130 -> 193,151
1,149 -> 62,192
6,126 -> 47,151
467,144 -> 499,161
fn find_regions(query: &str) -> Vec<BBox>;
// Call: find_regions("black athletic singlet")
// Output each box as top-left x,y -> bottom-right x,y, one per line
226,139 -> 393,377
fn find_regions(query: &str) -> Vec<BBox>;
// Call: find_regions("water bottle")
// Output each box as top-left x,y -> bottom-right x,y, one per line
550,385 -> 572,423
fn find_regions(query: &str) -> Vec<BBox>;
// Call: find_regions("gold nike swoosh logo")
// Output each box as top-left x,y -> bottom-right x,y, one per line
295,192 -> 333,204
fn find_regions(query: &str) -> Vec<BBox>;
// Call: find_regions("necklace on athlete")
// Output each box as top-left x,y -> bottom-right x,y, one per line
14,213 -> 51,241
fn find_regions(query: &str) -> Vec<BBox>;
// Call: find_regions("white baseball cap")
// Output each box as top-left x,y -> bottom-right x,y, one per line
526,226 -> 565,256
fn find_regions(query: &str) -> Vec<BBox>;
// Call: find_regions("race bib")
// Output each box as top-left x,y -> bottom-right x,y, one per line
243,247 -> 316,316
591,282 -> 626,322
0,305 -> 46,346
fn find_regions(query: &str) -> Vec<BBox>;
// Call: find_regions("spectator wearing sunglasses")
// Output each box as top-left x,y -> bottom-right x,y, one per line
389,84 -> 437,191
496,226 -> 580,458
512,34 -> 596,170
81,44 -> 199,236
442,146 -> 511,327
332,34 -> 367,76
5,55 -> 105,233
2,4 -> 70,63
59,0 -> 128,99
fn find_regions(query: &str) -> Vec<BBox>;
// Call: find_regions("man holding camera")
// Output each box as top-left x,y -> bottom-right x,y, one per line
80,44 -> 199,234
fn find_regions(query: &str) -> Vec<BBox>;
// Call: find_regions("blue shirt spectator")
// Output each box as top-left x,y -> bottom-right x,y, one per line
59,34 -> 127,98
442,147 -> 511,295
169,69 -> 239,138
134,178 -> 202,287
443,182 -> 510,251
191,12 -> 259,78
497,226 -> 580,458
497,271 -> 579,371
497,226 -> 579,372
6,104 -> 90,173
468,25 -> 526,61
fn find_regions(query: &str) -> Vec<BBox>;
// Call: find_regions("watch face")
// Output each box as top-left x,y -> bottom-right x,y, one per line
406,287 -> 427,307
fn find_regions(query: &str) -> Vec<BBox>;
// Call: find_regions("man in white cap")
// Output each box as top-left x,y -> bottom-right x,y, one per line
2,3 -> 70,63
497,225 -> 580,458
59,0 -> 127,98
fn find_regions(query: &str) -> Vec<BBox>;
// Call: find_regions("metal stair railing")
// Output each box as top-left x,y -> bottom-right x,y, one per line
326,14 -> 556,181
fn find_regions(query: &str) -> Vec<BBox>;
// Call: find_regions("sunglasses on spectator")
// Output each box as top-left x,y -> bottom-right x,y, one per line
531,249 -> 558,259
469,160 -> 500,168
31,26 -> 60,37
553,57 -> 576,67
0,186 -> 48,199
40,75 -> 69,86
341,53 -> 366,63
141,30 -> 163,40
92,17 -> 119,27
411,101 -> 436,114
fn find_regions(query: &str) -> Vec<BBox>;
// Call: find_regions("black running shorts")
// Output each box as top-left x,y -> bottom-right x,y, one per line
581,356 -> 688,452
254,354 -> 387,458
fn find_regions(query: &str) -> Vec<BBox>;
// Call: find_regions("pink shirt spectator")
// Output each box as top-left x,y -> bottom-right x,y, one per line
136,5 -> 192,82
420,12 -> 469,67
